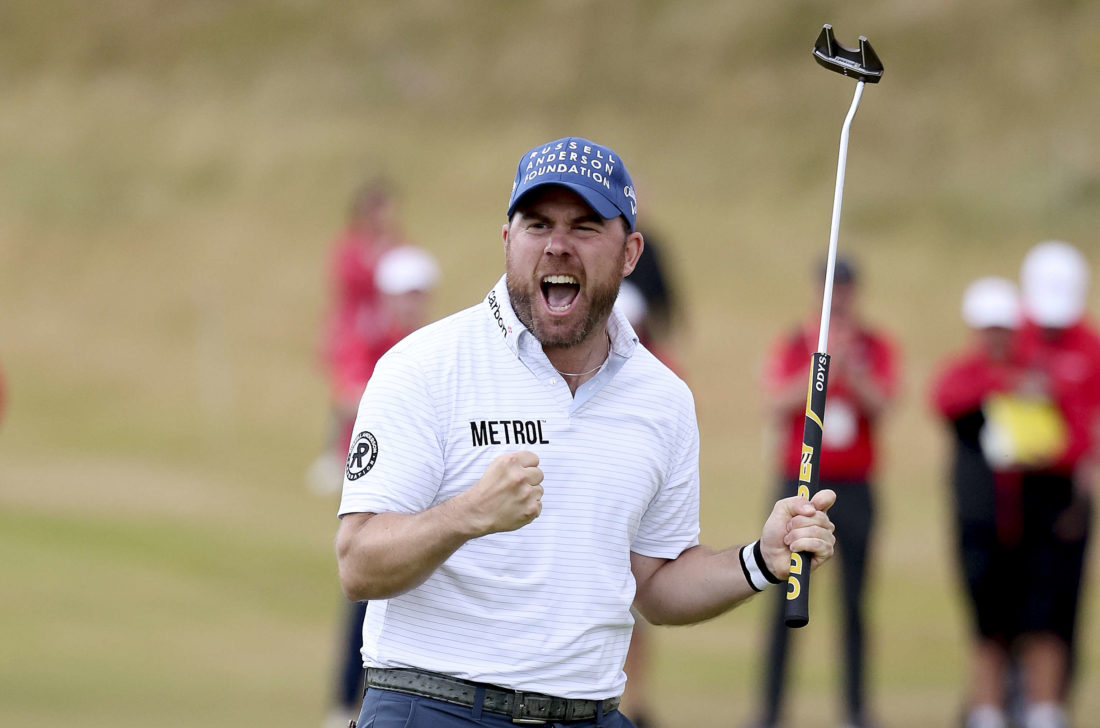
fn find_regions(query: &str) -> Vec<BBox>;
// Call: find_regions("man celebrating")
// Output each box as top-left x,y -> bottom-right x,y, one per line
336,137 -> 836,728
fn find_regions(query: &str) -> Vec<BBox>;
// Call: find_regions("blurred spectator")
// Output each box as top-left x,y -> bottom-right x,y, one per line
1006,241 -> 1100,728
307,179 -> 411,495
325,244 -> 440,728
615,234 -> 684,728
625,231 -> 681,350
327,245 -> 441,461
930,277 -> 1037,728
325,178 -> 408,427
752,256 -> 899,728
1017,241 -> 1100,485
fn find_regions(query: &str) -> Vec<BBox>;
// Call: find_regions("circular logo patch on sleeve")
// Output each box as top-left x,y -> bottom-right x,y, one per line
345,431 -> 379,481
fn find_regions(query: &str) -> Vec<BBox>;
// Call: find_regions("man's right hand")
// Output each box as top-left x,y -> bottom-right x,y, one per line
337,450 -> 545,601
455,451 -> 545,536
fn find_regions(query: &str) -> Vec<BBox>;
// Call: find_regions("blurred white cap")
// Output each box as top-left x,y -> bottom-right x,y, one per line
1020,240 -> 1089,328
962,276 -> 1021,330
375,246 -> 440,295
616,280 -> 647,328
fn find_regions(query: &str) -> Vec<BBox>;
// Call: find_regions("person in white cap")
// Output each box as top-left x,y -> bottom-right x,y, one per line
930,277 -> 1034,728
1010,241 -> 1100,728
324,244 -> 442,728
1020,241 -> 1090,332
374,245 -> 442,335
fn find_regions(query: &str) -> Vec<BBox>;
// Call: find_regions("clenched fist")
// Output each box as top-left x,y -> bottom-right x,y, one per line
455,451 -> 545,536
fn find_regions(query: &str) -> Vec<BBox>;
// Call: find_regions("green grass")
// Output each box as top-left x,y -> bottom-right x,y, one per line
1,1 -> 1099,726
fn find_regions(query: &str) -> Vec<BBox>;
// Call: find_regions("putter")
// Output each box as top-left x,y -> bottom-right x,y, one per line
784,25 -> 884,629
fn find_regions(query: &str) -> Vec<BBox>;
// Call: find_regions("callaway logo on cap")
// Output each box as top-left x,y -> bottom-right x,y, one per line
506,137 -> 638,231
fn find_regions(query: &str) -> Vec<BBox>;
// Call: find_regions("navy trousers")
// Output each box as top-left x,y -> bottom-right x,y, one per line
356,687 -> 637,728
337,601 -> 369,708
760,478 -> 875,725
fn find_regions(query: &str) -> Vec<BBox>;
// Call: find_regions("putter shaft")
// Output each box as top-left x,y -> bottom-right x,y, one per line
817,80 -> 865,353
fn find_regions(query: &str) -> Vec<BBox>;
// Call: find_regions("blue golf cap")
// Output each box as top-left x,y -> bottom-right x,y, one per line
506,137 -> 638,231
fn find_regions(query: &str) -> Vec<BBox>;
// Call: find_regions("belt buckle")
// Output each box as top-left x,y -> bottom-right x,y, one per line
511,691 -> 549,725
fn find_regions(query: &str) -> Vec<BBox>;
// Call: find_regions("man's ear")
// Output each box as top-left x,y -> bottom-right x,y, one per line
622,231 -> 644,277
501,223 -> 510,251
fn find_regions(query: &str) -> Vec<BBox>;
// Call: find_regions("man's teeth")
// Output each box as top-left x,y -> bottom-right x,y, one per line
542,274 -> 579,285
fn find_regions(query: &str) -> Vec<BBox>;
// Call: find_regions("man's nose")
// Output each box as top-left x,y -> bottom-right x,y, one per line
543,227 -> 571,255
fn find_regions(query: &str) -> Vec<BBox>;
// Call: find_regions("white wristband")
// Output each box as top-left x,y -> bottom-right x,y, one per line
739,540 -> 782,592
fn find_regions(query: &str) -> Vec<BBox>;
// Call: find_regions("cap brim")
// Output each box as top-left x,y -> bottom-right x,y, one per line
1027,296 -> 1084,328
508,181 -> 626,227
966,314 -> 1020,330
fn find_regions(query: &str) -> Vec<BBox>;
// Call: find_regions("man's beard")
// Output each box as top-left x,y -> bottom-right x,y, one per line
506,261 -> 623,349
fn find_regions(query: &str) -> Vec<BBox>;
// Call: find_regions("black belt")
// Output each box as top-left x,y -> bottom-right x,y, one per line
365,667 -> 621,725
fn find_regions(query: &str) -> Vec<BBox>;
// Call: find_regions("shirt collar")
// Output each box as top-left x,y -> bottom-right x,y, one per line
607,297 -> 640,358
483,276 -> 523,356
483,274 -> 641,360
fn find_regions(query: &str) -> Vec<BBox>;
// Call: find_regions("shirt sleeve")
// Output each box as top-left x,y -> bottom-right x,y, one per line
337,348 -> 446,517
631,389 -> 701,558
930,355 -> 1012,420
930,358 -> 975,419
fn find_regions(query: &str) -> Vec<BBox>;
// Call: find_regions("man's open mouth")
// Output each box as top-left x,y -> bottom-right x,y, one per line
541,274 -> 581,313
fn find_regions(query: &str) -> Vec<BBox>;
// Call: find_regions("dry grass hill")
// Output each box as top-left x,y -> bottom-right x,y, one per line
1,1 -> 1098,726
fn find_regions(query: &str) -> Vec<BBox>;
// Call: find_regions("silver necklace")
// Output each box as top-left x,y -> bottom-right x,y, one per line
554,359 -> 607,377
553,336 -> 611,377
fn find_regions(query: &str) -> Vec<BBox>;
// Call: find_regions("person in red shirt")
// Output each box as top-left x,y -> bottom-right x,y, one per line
1008,241 -> 1100,728
310,180 -> 413,499
1017,242 -> 1100,478
309,180 -> 414,498
323,178 -> 409,431
752,256 -> 898,728
931,277 -> 1033,728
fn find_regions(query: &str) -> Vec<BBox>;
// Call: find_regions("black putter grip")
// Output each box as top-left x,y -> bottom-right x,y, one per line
784,352 -> 830,628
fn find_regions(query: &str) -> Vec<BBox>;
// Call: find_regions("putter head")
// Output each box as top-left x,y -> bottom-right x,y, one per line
812,24 -> 884,83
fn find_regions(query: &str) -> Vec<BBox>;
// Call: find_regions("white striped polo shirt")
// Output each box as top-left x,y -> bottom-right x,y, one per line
338,275 -> 700,699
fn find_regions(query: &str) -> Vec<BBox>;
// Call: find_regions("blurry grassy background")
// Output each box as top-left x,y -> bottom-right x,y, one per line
1,1 -> 1099,726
